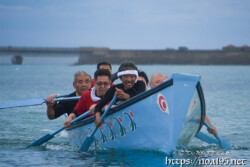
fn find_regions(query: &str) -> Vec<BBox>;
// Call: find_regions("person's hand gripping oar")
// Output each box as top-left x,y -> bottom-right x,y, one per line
204,121 -> 232,150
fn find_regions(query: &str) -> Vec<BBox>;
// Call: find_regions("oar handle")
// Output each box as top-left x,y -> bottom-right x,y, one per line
56,93 -> 70,98
203,120 -> 212,130
52,127 -> 65,135
51,111 -> 91,136
100,96 -> 117,122
71,111 -> 92,124
92,96 -> 117,138
53,96 -> 80,102
204,121 -> 221,142
77,96 -> 117,152
43,96 -> 81,103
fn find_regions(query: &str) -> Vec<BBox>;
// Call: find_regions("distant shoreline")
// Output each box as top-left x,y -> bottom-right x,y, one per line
1,46 -> 250,65
77,49 -> 250,65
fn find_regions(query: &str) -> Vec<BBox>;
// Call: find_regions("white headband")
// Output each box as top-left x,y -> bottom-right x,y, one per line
117,70 -> 138,83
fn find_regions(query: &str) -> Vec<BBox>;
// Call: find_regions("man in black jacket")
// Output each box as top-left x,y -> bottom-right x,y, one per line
94,62 -> 146,127
45,71 -> 91,120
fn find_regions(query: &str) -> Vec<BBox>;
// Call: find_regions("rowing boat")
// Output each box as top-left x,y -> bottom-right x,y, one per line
66,73 -> 205,154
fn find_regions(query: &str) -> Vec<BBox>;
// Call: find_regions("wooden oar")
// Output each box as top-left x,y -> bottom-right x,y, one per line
26,111 -> 91,148
204,121 -> 232,149
78,96 -> 117,152
0,96 -> 80,109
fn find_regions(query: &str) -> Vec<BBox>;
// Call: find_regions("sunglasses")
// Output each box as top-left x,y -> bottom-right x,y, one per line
96,81 -> 110,86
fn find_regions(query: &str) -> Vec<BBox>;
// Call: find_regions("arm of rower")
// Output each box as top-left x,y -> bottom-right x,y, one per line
205,115 -> 218,135
45,94 -> 57,120
128,81 -> 146,99
115,87 -> 130,100
95,112 -> 103,127
46,106 -> 55,120
94,86 -> 116,127
64,113 -> 76,128
89,104 -> 97,113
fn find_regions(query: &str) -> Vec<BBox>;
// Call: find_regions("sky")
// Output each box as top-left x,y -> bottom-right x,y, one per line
0,0 -> 250,50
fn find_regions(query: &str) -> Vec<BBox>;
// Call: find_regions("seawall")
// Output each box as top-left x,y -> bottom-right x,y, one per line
77,49 -> 250,65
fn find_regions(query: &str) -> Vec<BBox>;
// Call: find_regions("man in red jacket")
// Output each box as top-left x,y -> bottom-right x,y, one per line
64,69 -> 111,128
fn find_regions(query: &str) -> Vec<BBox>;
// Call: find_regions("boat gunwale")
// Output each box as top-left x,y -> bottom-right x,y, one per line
196,82 -> 206,133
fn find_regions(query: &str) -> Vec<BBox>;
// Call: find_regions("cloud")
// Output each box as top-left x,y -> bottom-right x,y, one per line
0,0 -> 250,49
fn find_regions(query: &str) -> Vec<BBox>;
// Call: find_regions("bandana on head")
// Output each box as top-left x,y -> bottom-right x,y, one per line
117,70 -> 138,83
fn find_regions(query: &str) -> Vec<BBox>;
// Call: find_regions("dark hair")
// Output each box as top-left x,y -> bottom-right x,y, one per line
94,69 -> 111,80
139,71 -> 149,85
97,62 -> 112,70
118,62 -> 138,72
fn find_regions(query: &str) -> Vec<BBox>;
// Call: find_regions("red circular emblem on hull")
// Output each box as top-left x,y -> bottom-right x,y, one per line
159,96 -> 167,111
157,93 -> 169,114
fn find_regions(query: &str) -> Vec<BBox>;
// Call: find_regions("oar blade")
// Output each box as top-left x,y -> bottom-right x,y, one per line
26,111 -> 91,149
78,135 -> 95,152
26,134 -> 53,148
195,132 -> 219,145
203,121 -> 232,150
0,99 -> 45,109
220,141 -> 232,150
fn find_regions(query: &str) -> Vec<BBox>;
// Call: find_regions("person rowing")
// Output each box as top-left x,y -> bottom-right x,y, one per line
94,62 -> 146,127
64,69 -> 111,128
45,71 -> 91,120
149,73 -> 165,88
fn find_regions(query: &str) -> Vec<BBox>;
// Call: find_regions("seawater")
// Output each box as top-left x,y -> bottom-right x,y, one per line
0,64 -> 249,167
